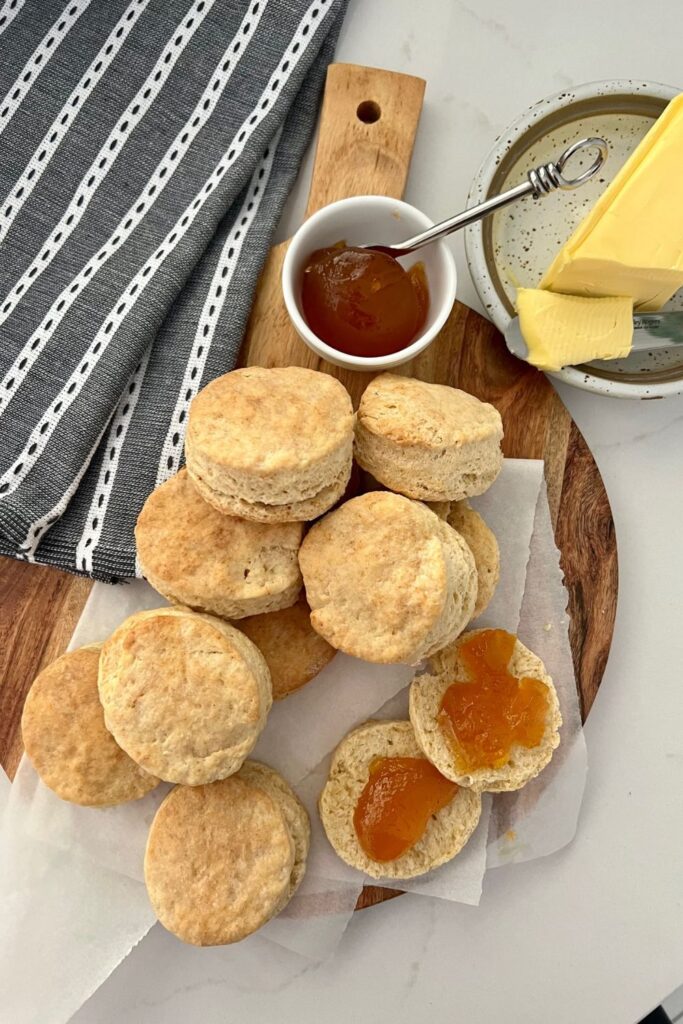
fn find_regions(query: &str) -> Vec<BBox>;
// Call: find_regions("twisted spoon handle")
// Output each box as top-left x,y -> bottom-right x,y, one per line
369,137 -> 609,258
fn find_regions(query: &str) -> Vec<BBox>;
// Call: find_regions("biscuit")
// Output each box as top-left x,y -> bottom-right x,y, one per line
236,597 -> 336,700
237,760 -> 310,900
299,492 -> 477,664
98,607 -> 272,786
135,470 -> 303,619
421,516 -> 478,658
354,374 -> 504,501
319,720 -> 482,879
144,772 -> 295,945
186,366 -> 354,523
447,501 -> 500,618
409,629 -> 562,792
21,644 -> 158,806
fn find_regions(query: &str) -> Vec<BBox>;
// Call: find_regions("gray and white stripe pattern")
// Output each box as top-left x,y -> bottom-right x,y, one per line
0,0 -> 27,38
0,0 -> 347,580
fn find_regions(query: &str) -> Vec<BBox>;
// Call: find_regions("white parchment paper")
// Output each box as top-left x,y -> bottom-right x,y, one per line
485,483 -> 588,867
0,764 -> 157,1024
318,470 -> 588,905
0,457 -> 590,1024
467,459 -> 546,633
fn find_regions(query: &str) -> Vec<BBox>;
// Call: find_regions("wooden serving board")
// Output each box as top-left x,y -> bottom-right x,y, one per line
240,63 -> 618,909
0,65 -> 617,911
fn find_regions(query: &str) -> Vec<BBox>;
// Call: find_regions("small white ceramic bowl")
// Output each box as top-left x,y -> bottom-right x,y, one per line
282,195 -> 457,371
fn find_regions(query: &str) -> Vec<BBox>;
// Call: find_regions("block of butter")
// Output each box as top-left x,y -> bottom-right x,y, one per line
541,94 -> 683,310
516,289 -> 633,370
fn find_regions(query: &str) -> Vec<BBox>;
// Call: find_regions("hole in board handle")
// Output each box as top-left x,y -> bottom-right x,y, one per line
356,100 -> 381,124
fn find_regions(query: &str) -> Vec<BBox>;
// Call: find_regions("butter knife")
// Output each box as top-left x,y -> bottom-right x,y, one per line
504,311 -> 683,364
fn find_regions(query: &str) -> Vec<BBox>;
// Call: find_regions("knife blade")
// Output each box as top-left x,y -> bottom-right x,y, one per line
504,310 -> 683,364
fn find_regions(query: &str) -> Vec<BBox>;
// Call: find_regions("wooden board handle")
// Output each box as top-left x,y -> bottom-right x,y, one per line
305,63 -> 426,215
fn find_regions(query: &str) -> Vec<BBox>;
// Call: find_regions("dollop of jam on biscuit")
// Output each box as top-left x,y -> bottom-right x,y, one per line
439,629 -> 549,773
353,756 -> 457,861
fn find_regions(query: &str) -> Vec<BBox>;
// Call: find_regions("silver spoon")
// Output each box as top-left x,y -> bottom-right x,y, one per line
367,137 -> 609,259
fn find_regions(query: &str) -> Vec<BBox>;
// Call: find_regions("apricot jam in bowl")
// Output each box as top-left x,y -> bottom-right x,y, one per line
282,196 -> 457,371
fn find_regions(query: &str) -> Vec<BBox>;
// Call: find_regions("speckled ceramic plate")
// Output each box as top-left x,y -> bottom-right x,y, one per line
465,80 -> 682,398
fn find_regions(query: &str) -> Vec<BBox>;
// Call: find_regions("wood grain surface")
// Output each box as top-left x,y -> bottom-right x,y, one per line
0,64 -> 617,913
0,559 -> 91,779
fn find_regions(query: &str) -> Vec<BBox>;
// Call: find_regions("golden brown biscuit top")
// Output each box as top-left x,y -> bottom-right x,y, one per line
187,367 -> 354,474
98,609 -> 266,782
299,492 -> 448,663
357,373 -> 503,449
135,470 -> 303,598
237,598 -> 336,699
21,645 -> 158,806
144,776 -> 294,945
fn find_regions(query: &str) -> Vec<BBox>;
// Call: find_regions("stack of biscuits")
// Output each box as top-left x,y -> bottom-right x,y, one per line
21,364 -> 563,939
21,604 -> 311,946
136,368 -> 505,674
299,373 -> 504,664
185,366 -> 355,522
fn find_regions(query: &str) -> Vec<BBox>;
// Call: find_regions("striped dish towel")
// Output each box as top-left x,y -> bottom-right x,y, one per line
0,0 -> 346,581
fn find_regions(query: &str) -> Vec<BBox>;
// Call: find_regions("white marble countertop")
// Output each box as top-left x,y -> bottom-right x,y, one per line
73,2 -> 683,1021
